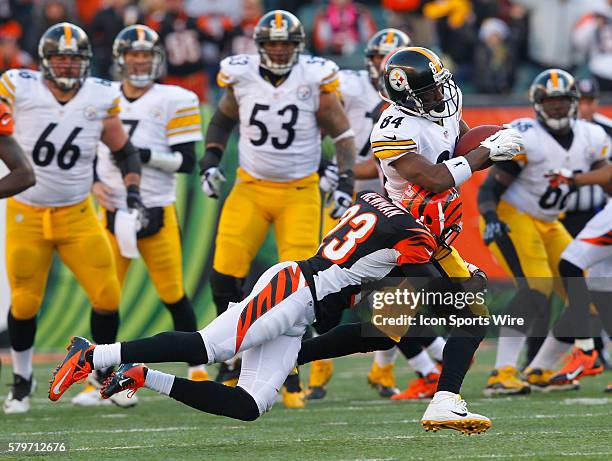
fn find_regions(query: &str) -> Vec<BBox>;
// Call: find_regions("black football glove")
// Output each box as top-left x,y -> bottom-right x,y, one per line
126,185 -> 149,230
330,171 -> 354,219
482,211 -> 509,245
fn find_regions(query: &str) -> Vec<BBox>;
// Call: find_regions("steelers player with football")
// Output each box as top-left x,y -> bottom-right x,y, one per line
79,24 -> 208,407
198,10 -> 356,408
1,23 -> 145,414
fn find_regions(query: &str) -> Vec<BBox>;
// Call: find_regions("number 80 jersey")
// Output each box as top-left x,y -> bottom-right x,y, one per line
0,69 -> 121,207
217,54 -> 339,181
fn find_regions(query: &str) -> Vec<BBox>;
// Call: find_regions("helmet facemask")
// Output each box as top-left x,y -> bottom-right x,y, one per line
533,95 -> 577,132
43,54 -> 90,91
258,39 -> 302,75
118,48 -> 163,88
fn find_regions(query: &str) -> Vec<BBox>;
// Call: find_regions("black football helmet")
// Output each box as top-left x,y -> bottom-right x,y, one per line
38,22 -> 92,91
113,25 -> 164,88
253,10 -> 305,75
529,69 -> 578,131
365,28 -> 411,90
382,47 -> 459,120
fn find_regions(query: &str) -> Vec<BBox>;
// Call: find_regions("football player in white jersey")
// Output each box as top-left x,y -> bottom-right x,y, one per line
0,23 -> 144,414
198,10 -> 356,408
522,164 -> 612,391
477,69 -> 611,395
77,25 -> 207,406
370,47 -> 523,409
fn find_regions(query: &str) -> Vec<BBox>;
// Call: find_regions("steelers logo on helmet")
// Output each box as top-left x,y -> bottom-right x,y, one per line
381,47 -> 460,121
389,68 -> 408,91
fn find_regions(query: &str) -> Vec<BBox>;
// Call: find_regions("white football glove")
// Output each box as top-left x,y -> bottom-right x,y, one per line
319,161 -> 339,193
480,127 -> 524,161
464,260 -> 487,281
329,189 -> 353,219
200,167 -> 226,199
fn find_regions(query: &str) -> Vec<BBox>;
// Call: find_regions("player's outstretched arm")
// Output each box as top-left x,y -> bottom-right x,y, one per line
0,134 -> 35,198
354,157 -> 380,180
548,162 -> 612,194
199,88 -> 239,198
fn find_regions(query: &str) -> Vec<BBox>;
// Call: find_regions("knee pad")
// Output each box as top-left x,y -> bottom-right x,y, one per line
8,245 -> 39,281
213,235 -> 253,279
157,282 -> 184,305
91,279 -> 120,312
11,293 -> 42,320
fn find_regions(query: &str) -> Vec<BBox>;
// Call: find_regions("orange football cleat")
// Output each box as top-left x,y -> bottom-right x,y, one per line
100,363 -> 147,400
48,336 -> 94,402
549,348 -> 604,385
392,370 -> 440,401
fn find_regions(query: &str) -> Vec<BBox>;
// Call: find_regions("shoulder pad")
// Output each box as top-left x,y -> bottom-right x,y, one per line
300,55 -> 339,92
217,54 -> 256,88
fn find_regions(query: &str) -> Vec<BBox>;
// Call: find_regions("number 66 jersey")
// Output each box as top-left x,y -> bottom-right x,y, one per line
502,118 -> 610,222
217,53 -> 339,181
0,69 -> 121,207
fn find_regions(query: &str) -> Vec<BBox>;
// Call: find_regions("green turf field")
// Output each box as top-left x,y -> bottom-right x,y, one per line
1,344 -> 611,461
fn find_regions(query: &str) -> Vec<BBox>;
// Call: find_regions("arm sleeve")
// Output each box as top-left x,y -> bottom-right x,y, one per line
394,228 -> 438,265
169,141 -> 196,173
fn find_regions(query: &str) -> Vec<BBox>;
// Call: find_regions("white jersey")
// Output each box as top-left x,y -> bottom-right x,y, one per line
0,70 -> 120,207
96,83 -> 202,209
370,88 -> 463,201
339,69 -> 385,193
502,118 -> 610,222
217,54 -> 339,181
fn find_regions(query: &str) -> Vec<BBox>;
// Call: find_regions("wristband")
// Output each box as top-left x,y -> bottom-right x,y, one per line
443,156 -> 472,186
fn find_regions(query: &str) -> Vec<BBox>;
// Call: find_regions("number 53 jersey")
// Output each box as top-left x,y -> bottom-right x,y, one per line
502,118 -> 610,222
217,54 -> 339,181
0,69 -> 121,207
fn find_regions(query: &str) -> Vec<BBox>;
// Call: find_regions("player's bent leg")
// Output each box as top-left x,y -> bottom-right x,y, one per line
368,348 -> 400,398
200,262 -> 314,364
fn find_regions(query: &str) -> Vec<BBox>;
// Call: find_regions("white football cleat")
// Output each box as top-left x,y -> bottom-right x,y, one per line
72,384 -> 112,406
421,391 -> 491,434
3,375 -> 36,414
108,389 -> 139,408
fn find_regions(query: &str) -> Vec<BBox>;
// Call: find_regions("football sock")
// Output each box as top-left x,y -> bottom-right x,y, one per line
210,270 -> 244,316
165,295 -> 198,333
575,338 -> 595,352
494,330 -> 527,369
10,347 -> 33,380
145,369 -> 174,396
397,337 -> 423,360
169,378 -> 260,421
437,326 -> 484,394
559,259 -> 594,339
8,311 -> 36,351
298,323 -> 395,365
120,331 -> 208,365
91,310 -> 119,345
374,347 -> 398,367
92,343 -> 121,370
425,337 -> 446,362
408,350 -> 438,376
527,333 -> 570,370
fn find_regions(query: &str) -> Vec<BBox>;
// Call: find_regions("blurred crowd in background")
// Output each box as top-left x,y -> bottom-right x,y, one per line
1,0 -> 611,102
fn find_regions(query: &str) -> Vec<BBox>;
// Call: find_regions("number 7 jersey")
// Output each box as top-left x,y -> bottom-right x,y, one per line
0,69 -> 121,207
217,54 -> 339,181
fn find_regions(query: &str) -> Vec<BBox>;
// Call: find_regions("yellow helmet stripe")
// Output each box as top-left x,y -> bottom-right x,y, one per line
410,47 -> 442,73
136,25 -> 145,41
550,69 -> 559,90
64,23 -> 72,44
275,11 -> 282,29
384,30 -> 395,44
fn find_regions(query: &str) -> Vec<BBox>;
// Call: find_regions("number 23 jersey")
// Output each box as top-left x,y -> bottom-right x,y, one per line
0,69 -> 120,207
502,118 -> 610,222
217,54 -> 339,181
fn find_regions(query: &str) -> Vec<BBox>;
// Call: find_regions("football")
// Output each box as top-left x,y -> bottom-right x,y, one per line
454,124 -> 502,157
